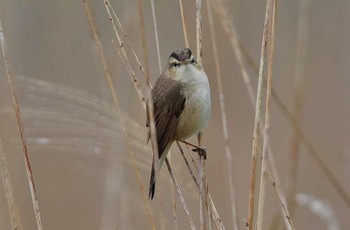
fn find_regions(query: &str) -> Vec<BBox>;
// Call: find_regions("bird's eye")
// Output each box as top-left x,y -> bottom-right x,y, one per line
172,63 -> 180,68
191,59 -> 196,64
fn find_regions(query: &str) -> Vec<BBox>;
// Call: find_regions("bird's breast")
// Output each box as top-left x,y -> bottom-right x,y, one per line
175,75 -> 211,141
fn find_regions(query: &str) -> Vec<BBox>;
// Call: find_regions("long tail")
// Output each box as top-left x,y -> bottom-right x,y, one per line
149,159 -> 156,200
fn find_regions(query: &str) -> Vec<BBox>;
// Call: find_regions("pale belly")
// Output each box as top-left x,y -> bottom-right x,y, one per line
175,85 -> 211,140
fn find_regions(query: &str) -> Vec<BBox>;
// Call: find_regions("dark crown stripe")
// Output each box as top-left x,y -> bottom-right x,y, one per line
170,48 -> 192,61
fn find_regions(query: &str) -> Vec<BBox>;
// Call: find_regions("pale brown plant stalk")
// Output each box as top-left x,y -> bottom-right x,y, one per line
206,1 -> 239,229
0,20 -> 44,230
256,1 -> 279,229
102,0 -> 146,109
287,0 -> 310,207
212,0 -> 256,105
165,159 -> 197,230
0,138 -> 22,230
196,0 -> 207,229
215,0 -> 350,215
267,170 -> 296,229
150,0 -> 162,73
177,143 -> 226,230
179,0 -> 190,48
84,2 -> 156,228
137,0 -> 151,85
246,0 -> 272,228
211,1 -> 295,228
106,0 -> 152,88
237,33 -> 350,211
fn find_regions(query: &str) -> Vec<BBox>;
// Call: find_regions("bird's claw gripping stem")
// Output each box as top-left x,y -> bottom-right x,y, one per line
192,146 -> 207,160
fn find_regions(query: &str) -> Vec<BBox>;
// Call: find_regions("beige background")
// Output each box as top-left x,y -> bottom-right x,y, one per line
0,0 -> 349,229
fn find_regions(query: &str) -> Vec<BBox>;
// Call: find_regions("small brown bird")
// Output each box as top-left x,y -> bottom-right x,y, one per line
147,48 -> 211,200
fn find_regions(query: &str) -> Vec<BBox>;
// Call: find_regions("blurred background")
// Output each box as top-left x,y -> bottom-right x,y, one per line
0,0 -> 349,229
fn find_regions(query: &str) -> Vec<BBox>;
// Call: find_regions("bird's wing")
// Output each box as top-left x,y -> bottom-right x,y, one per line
149,75 -> 186,158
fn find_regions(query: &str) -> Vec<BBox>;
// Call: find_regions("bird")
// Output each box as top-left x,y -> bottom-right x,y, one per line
146,48 -> 211,200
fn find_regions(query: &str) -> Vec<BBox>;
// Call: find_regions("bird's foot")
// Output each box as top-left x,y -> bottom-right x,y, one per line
192,146 -> 207,160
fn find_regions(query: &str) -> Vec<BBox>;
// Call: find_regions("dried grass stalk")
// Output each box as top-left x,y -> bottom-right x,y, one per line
0,138 -> 22,230
85,2 -> 156,228
179,0 -> 190,48
246,0 -> 272,228
0,20 -> 44,230
206,1 -> 239,229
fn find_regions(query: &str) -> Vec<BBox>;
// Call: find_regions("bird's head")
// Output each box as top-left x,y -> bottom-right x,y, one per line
165,48 -> 202,78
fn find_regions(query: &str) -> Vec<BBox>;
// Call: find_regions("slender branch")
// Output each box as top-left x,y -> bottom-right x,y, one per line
256,0 -> 277,228
0,138 -> 22,230
106,0 -> 152,88
287,0 -> 310,206
206,1 -> 239,229
196,1 -> 207,229
179,0 -> 190,48
103,0 -> 146,109
0,20 -> 44,230
246,0 -> 272,228
137,0 -> 151,86
86,2 -> 156,228
165,159 -> 197,230
212,1 -> 294,229
177,143 -> 226,230
150,0 -> 162,73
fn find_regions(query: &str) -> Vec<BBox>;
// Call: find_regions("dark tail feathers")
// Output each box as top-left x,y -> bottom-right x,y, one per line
149,160 -> 156,200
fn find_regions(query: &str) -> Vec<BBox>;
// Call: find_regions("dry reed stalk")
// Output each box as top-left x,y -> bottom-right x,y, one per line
256,0 -> 278,229
206,1 -> 239,229
196,1 -> 207,229
287,0 -> 310,207
196,0 -> 203,63
0,20 -> 44,230
165,159 -> 197,230
106,0 -> 152,88
177,143 -> 226,230
102,0 -> 146,109
212,0 -> 256,104
150,0 -> 162,73
236,30 -> 348,209
84,2 -> 156,228
246,0 -> 272,228
211,1 -> 295,228
267,171 -> 296,229
0,138 -> 22,230
179,0 -> 190,48
271,85 -> 350,209
137,0 -> 151,85
216,0 -> 350,213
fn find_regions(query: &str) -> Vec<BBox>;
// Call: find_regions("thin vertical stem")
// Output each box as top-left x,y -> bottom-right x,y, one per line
137,0 -> 151,86
256,0 -> 277,229
0,138 -> 22,230
196,0 -> 203,63
246,0 -> 272,228
86,2 -> 155,228
196,0 -> 206,229
287,0 -> 310,205
165,159 -> 197,230
150,0 -> 162,73
0,20 -> 44,230
179,0 -> 190,48
206,1 -> 239,229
